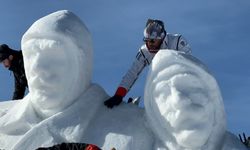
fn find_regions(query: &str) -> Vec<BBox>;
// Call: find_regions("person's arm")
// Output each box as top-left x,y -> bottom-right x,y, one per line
104,49 -> 147,108
117,49 -> 148,95
12,73 -> 25,100
177,36 -> 192,54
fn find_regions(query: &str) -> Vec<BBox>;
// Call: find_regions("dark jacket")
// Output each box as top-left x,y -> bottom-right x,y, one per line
8,50 -> 28,100
36,142 -> 102,150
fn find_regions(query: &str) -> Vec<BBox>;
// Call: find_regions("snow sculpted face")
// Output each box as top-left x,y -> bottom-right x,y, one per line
21,10 -> 93,117
144,50 -> 226,150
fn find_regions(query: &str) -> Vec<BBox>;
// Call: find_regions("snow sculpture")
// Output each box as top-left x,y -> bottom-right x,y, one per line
0,10 -> 107,149
144,50 -> 247,150
0,10 -> 153,150
0,10 -> 247,150
22,9 -> 93,118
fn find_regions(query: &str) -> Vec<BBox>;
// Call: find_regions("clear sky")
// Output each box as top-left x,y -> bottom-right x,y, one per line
0,0 -> 249,136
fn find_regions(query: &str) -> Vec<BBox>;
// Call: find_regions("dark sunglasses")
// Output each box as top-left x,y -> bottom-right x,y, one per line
143,38 -> 158,43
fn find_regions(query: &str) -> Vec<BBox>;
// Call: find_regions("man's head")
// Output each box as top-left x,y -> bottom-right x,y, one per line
143,19 -> 166,52
0,44 -> 14,68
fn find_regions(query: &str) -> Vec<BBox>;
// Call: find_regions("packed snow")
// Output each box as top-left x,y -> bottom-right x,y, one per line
0,10 -> 247,150
144,51 -> 247,150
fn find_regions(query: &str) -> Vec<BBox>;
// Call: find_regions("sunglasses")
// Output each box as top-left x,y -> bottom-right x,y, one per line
143,38 -> 156,43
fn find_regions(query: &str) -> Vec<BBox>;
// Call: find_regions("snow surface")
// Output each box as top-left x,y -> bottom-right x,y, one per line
0,10 -> 248,150
144,51 -> 247,150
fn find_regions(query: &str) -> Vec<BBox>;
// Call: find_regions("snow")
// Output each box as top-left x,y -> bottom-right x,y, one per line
144,51 -> 246,150
0,10 -> 248,150
21,10 -> 93,118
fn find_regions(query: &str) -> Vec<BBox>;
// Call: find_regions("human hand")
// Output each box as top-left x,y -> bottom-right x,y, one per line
104,95 -> 123,108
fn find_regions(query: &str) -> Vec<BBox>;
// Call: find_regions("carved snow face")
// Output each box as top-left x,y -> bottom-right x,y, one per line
24,39 -> 74,94
144,51 -> 225,149
22,10 -> 93,117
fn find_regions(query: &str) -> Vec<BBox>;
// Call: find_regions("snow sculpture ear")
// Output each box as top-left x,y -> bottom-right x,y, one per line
21,10 -> 93,118
144,50 -> 226,149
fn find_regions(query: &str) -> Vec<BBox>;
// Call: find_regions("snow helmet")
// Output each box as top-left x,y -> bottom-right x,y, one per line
143,19 -> 166,41
0,44 -> 11,62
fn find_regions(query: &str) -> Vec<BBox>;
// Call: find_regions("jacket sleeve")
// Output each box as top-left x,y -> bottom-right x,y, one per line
12,74 -> 26,100
116,49 -> 147,96
177,36 -> 192,54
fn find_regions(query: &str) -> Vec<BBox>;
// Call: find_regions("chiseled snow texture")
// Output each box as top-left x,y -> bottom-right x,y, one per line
0,10 -> 107,149
0,10 -> 247,150
22,9 -> 93,118
0,10 -> 152,150
145,50 -> 247,150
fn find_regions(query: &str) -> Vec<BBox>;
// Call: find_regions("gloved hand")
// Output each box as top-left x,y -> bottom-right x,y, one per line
104,95 -> 123,108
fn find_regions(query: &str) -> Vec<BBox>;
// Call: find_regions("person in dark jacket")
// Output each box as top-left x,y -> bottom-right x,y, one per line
36,142 -> 103,150
36,142 -> 118,150
0,44 -> 28,100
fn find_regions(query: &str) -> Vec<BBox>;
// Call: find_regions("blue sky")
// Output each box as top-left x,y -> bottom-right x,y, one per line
0,0 -> 249,135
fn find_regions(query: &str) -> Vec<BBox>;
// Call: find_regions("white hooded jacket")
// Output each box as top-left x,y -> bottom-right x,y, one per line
118,33 -> 192,94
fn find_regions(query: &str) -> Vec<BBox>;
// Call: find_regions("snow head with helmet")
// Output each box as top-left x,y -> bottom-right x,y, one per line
143,19 -> 166,52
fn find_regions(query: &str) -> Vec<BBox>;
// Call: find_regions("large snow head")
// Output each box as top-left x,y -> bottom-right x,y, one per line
144,50 -> 226,150
21,10 -> 93,118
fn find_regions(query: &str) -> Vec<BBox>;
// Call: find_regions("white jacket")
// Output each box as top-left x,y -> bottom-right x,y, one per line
118,33 -> 192,93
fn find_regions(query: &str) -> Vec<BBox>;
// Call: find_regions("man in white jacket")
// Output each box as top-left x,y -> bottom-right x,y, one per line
104,19 -> 192,108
